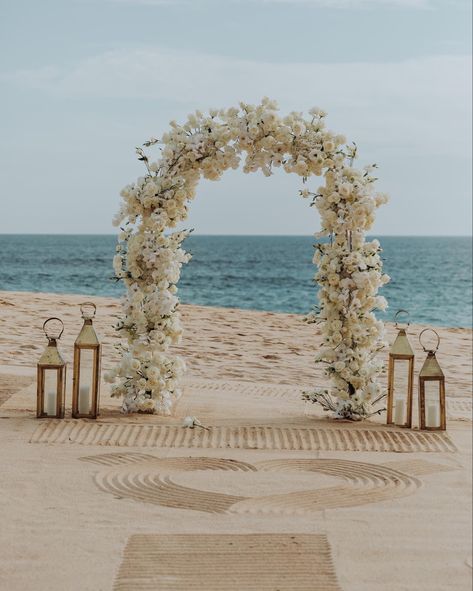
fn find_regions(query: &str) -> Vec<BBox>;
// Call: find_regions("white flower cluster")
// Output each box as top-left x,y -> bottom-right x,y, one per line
108,98 -> 389,419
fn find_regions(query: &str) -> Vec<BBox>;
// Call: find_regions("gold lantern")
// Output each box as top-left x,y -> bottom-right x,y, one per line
418,328 -> 446,431
386,310 -> 415,428
72,302 -> 101,419
37,317 -> 66,419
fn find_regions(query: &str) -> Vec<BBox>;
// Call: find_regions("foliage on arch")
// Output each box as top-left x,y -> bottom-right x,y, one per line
105,98 -> 390,420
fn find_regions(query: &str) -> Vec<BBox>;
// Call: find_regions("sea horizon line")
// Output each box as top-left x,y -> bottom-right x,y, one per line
0,233 -> 471,238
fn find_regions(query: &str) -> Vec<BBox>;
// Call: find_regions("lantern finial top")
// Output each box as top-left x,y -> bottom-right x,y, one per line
39,318 -> 66,366
75,303 -> 100,346
390,310 -> 414,357
419,328 -> 440,354
42,317 -> 64,343
394,309 -> 410,329
80,302 -> 97,321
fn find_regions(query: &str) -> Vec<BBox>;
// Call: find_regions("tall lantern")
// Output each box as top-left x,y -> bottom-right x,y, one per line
386,310 -> 415,428
72,302 -> 101,419
37,317 -> 66,419
418,328 -> 446,431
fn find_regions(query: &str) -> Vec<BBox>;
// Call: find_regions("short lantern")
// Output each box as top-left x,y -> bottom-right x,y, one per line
386,310 -> 415,428
418,328 -> 446,431
37,317 -> 66,419
72,302 -> 101,419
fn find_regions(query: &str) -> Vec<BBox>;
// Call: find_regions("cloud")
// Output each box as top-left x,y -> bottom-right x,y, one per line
102,0 -> 433,7
243,0 -> 432,7
103,0 -> 188,5
5,47 -> 471,157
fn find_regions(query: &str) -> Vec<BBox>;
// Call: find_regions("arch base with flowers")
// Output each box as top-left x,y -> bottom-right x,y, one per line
106,98 -> 390,421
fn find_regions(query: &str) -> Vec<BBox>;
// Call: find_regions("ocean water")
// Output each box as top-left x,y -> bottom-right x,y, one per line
0,234 -> 471,327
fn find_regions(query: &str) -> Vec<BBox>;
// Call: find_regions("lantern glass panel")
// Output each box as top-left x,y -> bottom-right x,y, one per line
424,380 -> 441,428
78,349 -> 94,415
391,359 -> 409,425
43,369 -> 59,416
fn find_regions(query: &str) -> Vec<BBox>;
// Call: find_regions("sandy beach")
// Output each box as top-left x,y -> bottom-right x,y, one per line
0,290 -> 471,590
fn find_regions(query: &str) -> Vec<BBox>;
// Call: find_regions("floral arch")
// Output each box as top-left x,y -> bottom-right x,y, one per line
106,98 -> 390,421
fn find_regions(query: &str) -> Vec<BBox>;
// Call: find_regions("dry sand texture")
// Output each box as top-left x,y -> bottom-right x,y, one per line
0,290 -> 471,396
0,290 -> 471,590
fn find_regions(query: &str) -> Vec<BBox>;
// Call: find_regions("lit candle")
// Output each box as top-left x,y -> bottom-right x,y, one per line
426,403 -> 439,428
394,399 -> 405,426
78,385 -> 90,415
46,391 -> 56,416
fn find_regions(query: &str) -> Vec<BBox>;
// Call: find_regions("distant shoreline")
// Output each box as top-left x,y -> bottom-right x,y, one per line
0,289 -> 471,330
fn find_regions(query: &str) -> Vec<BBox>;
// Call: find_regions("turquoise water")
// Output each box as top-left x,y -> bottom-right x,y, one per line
0,235 -> 471,327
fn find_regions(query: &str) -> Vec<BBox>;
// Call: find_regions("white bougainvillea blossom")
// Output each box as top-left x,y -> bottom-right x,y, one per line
106,98 -> 389,419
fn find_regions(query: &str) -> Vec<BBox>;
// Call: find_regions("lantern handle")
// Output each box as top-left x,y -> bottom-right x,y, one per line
394,309 -> 410,329
80,302 -> 97,319
42,317 -> 65,340
419,328 -> 440,353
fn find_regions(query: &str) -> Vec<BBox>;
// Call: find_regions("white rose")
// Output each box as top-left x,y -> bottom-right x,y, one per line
332,332 -> 342,345
142,399 -> 155,411
113,255 -> 123,276
323,140 -> 335,152
339,183 -> 352,197
292,121 -> 306,136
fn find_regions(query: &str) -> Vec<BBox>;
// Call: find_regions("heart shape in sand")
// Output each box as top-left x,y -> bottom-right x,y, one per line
85,455 -> 421,514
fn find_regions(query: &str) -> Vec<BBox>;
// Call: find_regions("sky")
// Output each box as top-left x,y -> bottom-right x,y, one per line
0,0 -> 471,235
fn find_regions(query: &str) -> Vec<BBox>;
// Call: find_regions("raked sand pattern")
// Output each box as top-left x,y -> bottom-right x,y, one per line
31,419 -> 458,452
79,452 -> 456,476
88,455 -> 423,515
381,458 -> 457,476
187,380 -> 473,420
113,533 -> 342,591
183,379 -> 300,399
187,379 -> 473,421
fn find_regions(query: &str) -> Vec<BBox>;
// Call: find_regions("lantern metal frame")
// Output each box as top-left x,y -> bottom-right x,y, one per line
386,310 -> 415,428
72,302 -> 101,419
418,328 -> 446,431
36,317 -> 66,419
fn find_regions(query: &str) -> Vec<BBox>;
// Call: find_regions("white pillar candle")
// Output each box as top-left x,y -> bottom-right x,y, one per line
78,385 -> 90,415
426,403 -> 439,428
394,399 -> 405,426
46,391 -> 56,416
